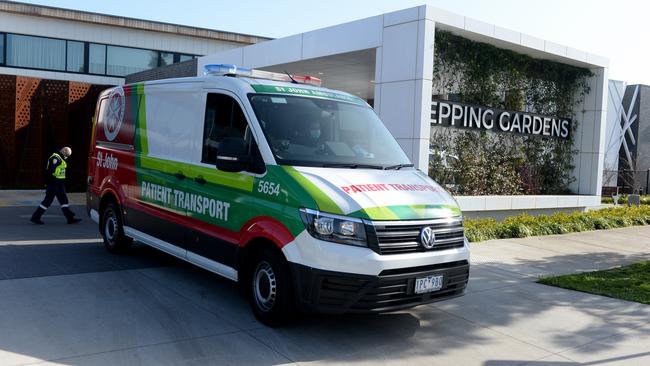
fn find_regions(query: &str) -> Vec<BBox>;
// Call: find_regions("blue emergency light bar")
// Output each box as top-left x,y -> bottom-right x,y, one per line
203,63 -> 322,86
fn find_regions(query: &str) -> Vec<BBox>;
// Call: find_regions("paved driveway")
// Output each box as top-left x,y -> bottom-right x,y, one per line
0,194 -> 649,365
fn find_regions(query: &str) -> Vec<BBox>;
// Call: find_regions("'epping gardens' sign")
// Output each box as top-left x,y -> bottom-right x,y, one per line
431,99 -> 571,139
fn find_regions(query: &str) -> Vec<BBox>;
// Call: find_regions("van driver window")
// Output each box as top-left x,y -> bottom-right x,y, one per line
202,93 -> 248,164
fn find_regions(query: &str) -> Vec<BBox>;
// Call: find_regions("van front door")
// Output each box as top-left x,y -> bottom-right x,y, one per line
181,92 -> 265,273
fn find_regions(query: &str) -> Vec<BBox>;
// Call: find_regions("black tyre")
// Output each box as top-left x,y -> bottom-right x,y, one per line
101,202 -> 132,254
248,247 -> 295,327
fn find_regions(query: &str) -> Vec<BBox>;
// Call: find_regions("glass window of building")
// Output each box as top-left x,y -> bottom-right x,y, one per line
0,34 -> 4,64
89,43 -> 106,74
6,34 -> 65,71
66,41 -> 85,72
160,52 -> 173,66
106,46 -> 158,76
179,54 -> 194,62
1,33 -> 197,76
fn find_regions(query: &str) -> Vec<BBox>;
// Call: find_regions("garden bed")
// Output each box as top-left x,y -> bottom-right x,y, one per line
465,206 -> 650,242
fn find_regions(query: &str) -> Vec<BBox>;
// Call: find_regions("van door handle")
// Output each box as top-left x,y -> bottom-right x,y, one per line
194,176 -> 206,185
174,172 -> 186,180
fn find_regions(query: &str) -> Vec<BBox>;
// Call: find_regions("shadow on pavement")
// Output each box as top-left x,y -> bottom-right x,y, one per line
0,208 -> 649,365
432,251 -> 650,362
0,241 -> 180,280
132,251 -> 650,365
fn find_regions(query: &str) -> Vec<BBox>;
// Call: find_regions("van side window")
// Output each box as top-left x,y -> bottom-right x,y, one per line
202,93 -> 264,173
202,93 -> 248,163
95,98 -> 109,140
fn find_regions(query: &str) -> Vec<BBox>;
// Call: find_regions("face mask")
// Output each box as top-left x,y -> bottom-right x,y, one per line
310,130 -> 321,139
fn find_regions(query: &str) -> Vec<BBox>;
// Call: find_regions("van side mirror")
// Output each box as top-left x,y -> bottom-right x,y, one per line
216,137 -> 249,172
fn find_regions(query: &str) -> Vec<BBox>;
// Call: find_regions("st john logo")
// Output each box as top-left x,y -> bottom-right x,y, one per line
104,87 -> 125,142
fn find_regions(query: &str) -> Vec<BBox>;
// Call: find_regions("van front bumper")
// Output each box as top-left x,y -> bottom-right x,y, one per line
290,259 -> 469,314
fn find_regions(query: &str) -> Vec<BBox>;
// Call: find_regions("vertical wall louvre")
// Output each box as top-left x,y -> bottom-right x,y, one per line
0,75 -> 110,188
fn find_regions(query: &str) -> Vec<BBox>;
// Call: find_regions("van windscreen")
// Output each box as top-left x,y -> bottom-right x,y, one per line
248,94 -> 411,169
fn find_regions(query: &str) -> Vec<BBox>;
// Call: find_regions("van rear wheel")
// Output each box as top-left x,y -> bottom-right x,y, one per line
248,247 -> 294,327
101,202 -> 132,254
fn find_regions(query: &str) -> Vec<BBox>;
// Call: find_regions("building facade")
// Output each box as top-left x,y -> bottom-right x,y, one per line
603,81 -> 650,195
0,2 -> 614,217
0,1 -> 266,188
197,5 -> 609,217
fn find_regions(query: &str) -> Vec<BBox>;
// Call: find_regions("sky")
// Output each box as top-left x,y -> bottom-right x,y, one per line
20,0 -> 650,85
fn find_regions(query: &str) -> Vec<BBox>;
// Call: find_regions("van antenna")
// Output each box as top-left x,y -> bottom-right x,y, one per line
284,70 -> 298,84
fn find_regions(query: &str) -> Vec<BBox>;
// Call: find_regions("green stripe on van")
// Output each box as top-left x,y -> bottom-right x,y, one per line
357,206 -> 400,220
140,156 -> 254,191
351,204 -> 461,220
282,166 -> 344,215
250,85 -> 366,106
136,84 -> 148,155
131,82 -> 253,192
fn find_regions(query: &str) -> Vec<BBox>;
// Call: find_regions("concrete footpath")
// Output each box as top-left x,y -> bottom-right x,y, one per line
0,193 -> 649,365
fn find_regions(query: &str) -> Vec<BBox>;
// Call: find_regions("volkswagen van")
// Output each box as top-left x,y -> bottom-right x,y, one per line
86,64 -> 470,326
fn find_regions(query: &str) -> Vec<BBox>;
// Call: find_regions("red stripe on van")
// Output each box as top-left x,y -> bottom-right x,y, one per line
238,216 -> 295,248
125,201 -> 295,249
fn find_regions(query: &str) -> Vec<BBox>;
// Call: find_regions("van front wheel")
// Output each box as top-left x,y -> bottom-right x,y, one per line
248,247 -> 294,326
101,202 -> 132,254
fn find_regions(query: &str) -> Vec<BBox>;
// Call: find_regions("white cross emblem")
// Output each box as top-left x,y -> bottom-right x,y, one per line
104,87 -> 125,142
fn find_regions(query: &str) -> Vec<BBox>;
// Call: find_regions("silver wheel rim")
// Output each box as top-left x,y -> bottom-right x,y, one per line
253,261 -> 277,312
104,211 -> 118,244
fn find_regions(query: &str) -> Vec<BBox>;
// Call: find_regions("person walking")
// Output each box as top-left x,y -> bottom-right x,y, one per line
30,147 -> 82,225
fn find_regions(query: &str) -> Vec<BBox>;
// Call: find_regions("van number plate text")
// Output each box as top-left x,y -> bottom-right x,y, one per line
414,275 -> 444,294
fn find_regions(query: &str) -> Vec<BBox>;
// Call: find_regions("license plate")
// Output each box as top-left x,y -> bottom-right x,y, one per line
414,275 -> 444,294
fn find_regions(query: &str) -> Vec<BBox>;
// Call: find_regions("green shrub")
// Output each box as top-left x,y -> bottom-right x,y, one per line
465,206 -> 650,242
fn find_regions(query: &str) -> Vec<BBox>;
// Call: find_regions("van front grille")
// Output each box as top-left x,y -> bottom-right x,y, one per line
370,217 -> 465,255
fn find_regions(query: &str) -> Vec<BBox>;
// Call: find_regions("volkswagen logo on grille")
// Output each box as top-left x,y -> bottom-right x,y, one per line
419,226 -> 436,249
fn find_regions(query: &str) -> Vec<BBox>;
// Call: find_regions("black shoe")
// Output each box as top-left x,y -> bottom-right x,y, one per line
67,218 -> 82,224
30,218 -> 45,225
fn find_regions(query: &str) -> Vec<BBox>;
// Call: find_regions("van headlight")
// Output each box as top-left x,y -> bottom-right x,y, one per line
299,208 -> 367,247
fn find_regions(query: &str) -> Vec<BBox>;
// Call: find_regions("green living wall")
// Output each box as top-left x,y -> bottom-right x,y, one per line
429,30 -> 592,195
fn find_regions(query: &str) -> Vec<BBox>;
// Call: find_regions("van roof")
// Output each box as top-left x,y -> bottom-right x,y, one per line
115,75 -> 366,105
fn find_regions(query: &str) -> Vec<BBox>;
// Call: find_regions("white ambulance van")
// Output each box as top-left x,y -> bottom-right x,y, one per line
87,64 -> 470,326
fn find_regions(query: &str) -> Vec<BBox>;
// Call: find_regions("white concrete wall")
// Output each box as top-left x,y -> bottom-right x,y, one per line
198,16 -> 384,71
569,68 -> 609,195
0,12 -> 243,56
373,7 -> 435,172
455,195 -> 600,213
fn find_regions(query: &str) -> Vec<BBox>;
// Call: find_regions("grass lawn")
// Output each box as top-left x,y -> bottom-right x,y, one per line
538,261 -> 650,305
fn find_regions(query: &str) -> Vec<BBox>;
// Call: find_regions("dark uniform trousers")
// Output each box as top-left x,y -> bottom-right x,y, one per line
30,180 -> 76,221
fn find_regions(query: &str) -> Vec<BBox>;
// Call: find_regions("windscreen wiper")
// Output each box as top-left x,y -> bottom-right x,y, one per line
322,163 -> 385,169
383,163 -> 415,170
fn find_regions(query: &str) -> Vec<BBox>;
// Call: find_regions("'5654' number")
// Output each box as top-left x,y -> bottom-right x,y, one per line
258,180 -> 281,196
